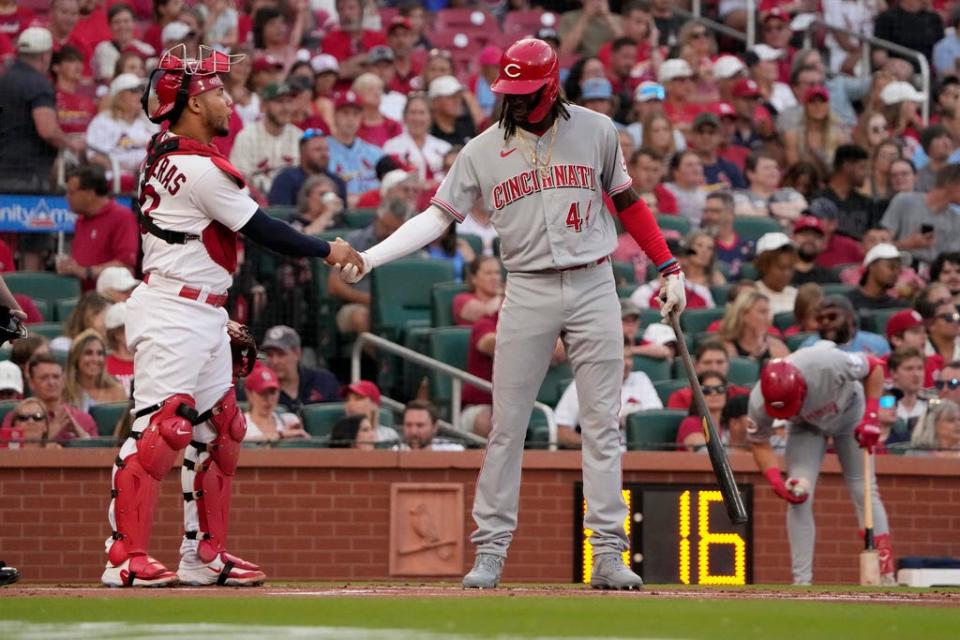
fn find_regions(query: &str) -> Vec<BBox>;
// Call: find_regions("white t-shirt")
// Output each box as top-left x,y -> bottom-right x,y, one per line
243,410 -> 301,441
824,0 -> 877,75
382,131 -> 451,182
769,82 -> 798,115
457,215 -> 498,255
755,281 -> 798,319
394,439 -> 466,451
379,91 -> 407,123
228,120 -> 302,194
555,371 -> 663,429
140,132 -> 259,292
86,113 -> 158,174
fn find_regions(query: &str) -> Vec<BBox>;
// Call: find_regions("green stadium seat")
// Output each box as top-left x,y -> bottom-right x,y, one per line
371,259 -> 455,340
727,356 -> 761,386
0,348 -> 9,362
860,307 -> 909,336
537,363 -> 572,406
63,437 -> 115,448
680,308 -> 725,334
821,283 -> 855,297
773,311 -> 795,333
738,262 -> 759,280
785,332 -> 815,351
525,406 -> 551,449
274,438 -> 328,448
28,323 -> 64,341
638,308 -> 661,329
5,272 -> 80,305
625,409 -> 686,451
301,403 -> 347,437
656,214 -> 691,236
654,379 -> 689,405
428,326 -> 471,406
710,284 -> 731,305
459,233 -> 483,257
617,284 -> 638,299
632,355 -> 671,382
0,400 -> 18,424
612,260 -> 636,285
431,282 -> 468,327
89,402 -> 130,437
345,208 -> 377,228
31,299 -> 51,321
264,205 -> 297,221
54,297 -> 78,322
732,216 -> 780,242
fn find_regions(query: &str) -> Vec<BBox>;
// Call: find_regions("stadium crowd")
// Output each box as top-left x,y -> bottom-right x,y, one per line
2,0 -> 960,456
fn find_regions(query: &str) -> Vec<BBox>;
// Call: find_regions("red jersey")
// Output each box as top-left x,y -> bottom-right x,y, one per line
0,7 -> 35,37
321,29 -> 386,61
56,89 -> 97,135
357,118 -> 402,149
69,5 -> 111,61
463,313 -> 497,406
106,354 -> 134,396
72,200 -> 139,290
0,237 -> 14,271
815,233 -> 865,268
663,101 -> 703,129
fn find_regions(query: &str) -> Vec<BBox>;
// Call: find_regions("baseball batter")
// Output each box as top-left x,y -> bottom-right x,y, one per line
749,341 -> 896,585
102,45 -> 362,588
337,39 -> 686,589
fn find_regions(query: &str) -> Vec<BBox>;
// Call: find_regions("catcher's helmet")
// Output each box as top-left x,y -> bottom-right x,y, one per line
491,38 -> 559,124
145,45 -> 242,125
760,359 -> 807,419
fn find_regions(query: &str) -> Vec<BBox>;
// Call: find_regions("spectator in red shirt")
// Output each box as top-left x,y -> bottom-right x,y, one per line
252,4 -> 308,74
461,312 -> 502,438
142,0 -> 183,53
321,0 -> 385,80
56,164 -> 139,292
47,0 -> 82,51
385,17 -> 420,95
91,3 -> 154,82
885,308 -> 942,388
808,197 -> 865,268
0,0 -> 35,39
659,58 -> 699,135
454,256 -> 502,326
759,8 -> 796,84
352,72 -> 402,148
597,1 -> 660,72
51,45 -> 97,136
69,0 -> 113,64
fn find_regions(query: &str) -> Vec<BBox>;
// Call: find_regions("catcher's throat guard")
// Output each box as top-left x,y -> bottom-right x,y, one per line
143,45 -> 245,125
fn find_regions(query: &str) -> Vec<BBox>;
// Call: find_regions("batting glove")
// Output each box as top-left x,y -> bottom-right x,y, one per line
335,252 -> 370,284
855,398 -> 882,452
658,271 -> 687,319
765,468 -> 809,505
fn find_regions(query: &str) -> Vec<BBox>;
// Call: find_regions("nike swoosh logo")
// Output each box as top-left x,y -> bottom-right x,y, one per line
176,428 -> 191,435
500,148 -> 517,158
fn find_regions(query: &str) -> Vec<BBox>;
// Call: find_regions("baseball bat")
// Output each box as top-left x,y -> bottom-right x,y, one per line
860,448 -> 880,585
669,311 -> 749,525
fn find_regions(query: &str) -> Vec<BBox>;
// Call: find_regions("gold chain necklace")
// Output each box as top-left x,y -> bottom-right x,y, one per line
513,118 -> 559,179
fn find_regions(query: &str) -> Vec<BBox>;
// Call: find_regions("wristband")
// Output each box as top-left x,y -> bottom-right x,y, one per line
864,397 -> 880,417
764,467 -> 784,488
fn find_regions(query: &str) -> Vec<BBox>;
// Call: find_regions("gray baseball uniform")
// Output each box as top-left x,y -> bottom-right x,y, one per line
432,105 -> 634,558
748,341 -> 890,584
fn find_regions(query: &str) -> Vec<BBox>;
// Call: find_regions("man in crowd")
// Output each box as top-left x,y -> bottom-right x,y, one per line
790,216 -> 836,285
398,400 -> 464,451
259,325 -> 341,414
885,309 -> 941,387
659,58 -> 698,134
556,0 -> 623,58
801,295 -> 890,356
690,113 -> 746,190
916,125 -> 954,192
327,90 -> 384,204
429,75 -> 475,147
0,27 -> 85,193
48,0 -> 81,50
230,82 -> 302,194
808,198 -> 865,268
23,353 -> 97,442
385,17 -> 420,95
0,361 -> 23,402
882,164 -> 960,267
819,144 -> 875,240
321,0 -> 386,80
848,244 -> 910,311
56,164 -> 138,292
627,147 -> 677,215
268,130 -> 347,206
935,361 -> 960,404
701,191 -> 752,279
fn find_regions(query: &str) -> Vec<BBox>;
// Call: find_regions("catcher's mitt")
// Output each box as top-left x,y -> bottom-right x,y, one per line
227,321 -> 257,378
0,306 -> 26,348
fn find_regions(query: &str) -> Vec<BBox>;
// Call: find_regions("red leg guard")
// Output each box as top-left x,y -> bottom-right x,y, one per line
876,533 -> 895,576
190,389 -> 246,563
106,394 -> 196,585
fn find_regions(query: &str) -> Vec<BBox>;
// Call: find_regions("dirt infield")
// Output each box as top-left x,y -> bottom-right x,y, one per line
3,583 -> 959,606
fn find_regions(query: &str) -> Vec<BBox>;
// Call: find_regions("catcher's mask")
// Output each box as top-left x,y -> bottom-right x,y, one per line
143,44 -> 245,126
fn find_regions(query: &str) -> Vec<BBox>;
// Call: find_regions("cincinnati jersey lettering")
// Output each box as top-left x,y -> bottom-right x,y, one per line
491,164 -> 597,210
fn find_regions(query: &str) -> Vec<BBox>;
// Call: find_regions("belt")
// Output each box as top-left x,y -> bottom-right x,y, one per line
515,256 -> 609,275
143,272 -> 229,308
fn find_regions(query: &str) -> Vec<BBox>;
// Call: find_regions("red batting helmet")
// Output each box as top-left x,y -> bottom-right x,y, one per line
147,45 -> 241,124
760,359 -> 807,419
490,38 -> 559,124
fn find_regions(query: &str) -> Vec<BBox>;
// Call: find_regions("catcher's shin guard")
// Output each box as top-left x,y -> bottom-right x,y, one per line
876,533 -> 896,580
103,394 -> 197,587
180,388 -> 264,586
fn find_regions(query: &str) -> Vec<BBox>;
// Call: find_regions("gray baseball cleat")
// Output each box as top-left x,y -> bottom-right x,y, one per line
462,553 -> 505,589
590,553 -> 643,590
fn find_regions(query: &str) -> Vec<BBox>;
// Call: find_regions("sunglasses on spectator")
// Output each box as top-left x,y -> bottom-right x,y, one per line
936,378 -> 960,391
14,413 -> 45,423
702,384 -> 727,395
937,312 -> 960,323
301,129 -> 325,142
817,312 -> 842,323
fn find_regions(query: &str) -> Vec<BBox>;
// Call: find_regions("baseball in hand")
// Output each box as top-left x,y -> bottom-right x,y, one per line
787,477 -> 810,498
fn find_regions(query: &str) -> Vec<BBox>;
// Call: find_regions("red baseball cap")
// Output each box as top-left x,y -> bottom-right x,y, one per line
716,102 -> 736,118
886,309 -> 924,341
732,78 -> 760,99
334,90 -> 362,110
387,16 -> 413,34
252,54 -> 283,73
792,215 -> 824,235
245,363 -> 279,394
803,86 -> 829,104
762,7 -> 789,23
342,380 -> 381,405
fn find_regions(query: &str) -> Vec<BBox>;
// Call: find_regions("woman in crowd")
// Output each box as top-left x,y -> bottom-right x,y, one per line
780,161 -> 824,202
311,53 -> 340,126
143,0 -> 184,51
924,300 -> 960,362
195,0 -> 239,50
383,93 -> 452,187
562,56 -> 606,104
223,45 -> 260,126
681,230 -> 726,289
854,110 -> 890,152
85,74 -> 157,191
242,364 -> 308,443
251,5 -> 305,73
910,399 -> 960,457
642,113 -> 679,164
783,282 -> 824,336
64,329 -> 127,412
0,398 -> 57,449
783,86 -> 850,172
718,290 -> 789,363
329,414 -> 377,449
754,233 -> 799,317
51,45 -> 97,140
424,225 -> 474,283
677,20 -> 720,104
292,175 -> 344,235
50,292 -> 113,352
413,48 -> 455,92
352,73 -> 402,148
675,371 -> 734,451
453,256 -> 503,326
882,83 -> 925,158
92,3 -> 154,83
860,138 -> 902,201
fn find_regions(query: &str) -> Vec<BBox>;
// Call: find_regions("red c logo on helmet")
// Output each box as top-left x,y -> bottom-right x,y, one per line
504,63 -> 521,78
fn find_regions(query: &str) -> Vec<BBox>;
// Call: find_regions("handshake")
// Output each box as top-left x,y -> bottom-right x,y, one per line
325,238 -> 369,284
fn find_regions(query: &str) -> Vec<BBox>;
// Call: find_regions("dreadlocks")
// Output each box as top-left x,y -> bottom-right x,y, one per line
498,89 -> 572,141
